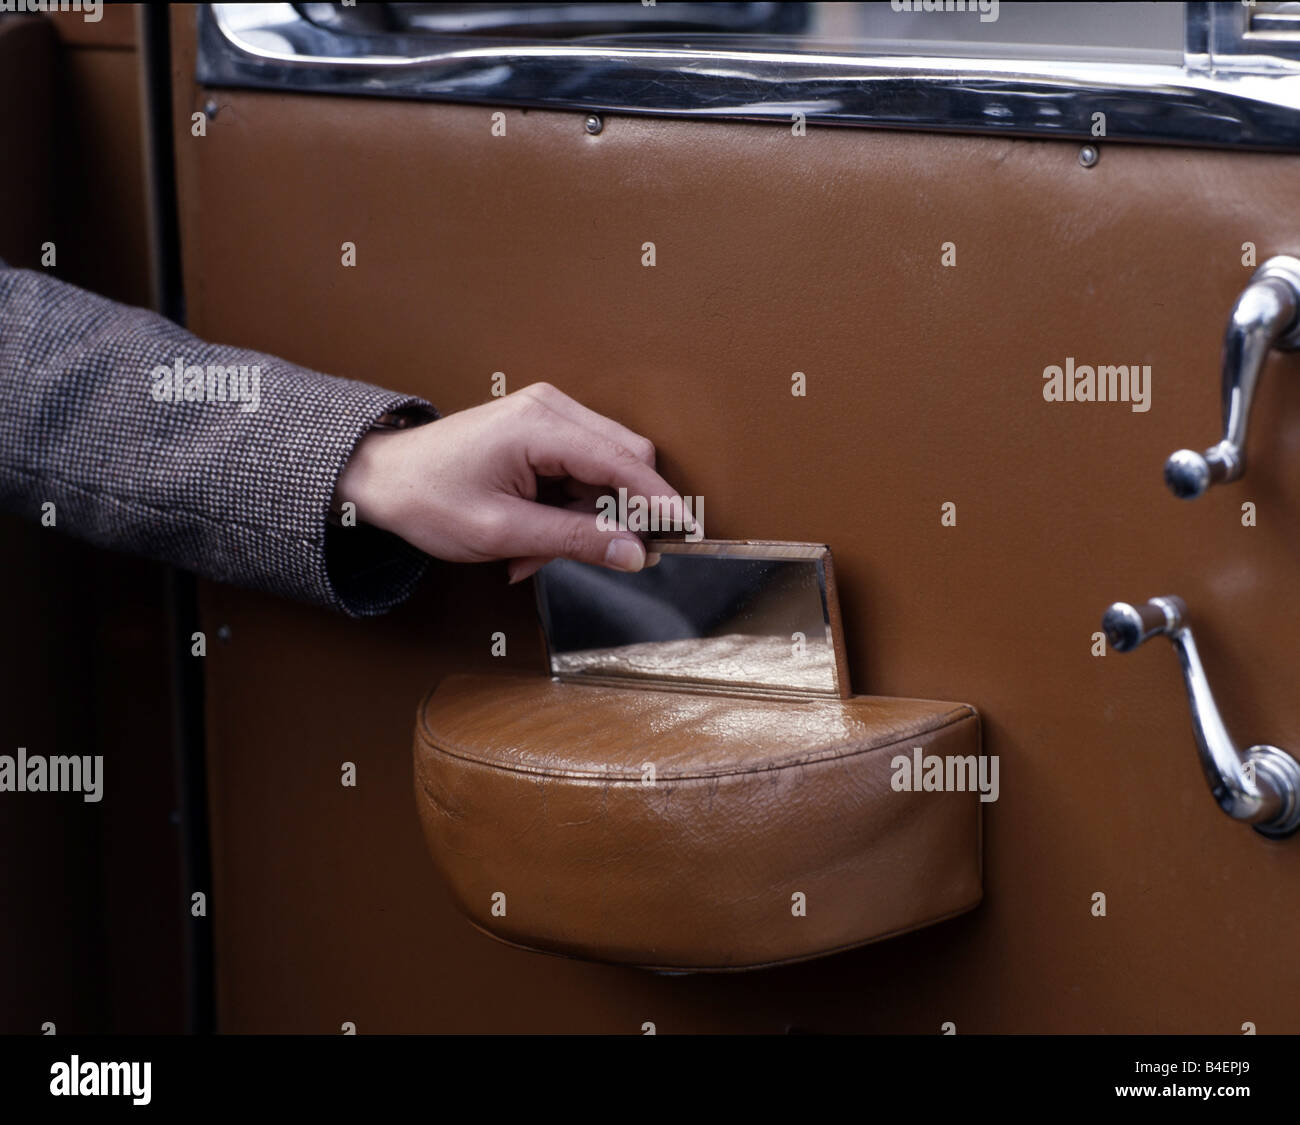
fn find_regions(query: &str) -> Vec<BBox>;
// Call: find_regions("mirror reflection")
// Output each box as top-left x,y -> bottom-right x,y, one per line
535,542 -> 845,696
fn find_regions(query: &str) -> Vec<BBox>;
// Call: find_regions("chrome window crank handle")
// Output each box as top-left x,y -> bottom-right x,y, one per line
1165,256 -> 1300,500
1101,596 -> 1300,838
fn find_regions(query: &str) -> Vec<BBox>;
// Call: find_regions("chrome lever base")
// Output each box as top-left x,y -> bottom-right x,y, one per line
1102,597 -> 1300,840
1164,255 -> 1300,500
1247,746 -> 1300,839
1256,256 -> 1300,351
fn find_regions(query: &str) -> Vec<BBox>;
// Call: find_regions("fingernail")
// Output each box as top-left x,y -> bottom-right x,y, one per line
645,551 -> 661,568
605,537 -> 645,572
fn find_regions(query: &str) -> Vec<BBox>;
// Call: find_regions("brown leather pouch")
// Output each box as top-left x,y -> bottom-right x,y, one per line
414,673 -> 983,971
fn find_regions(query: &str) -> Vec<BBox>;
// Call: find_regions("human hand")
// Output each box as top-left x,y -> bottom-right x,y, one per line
335,382 -> 693,584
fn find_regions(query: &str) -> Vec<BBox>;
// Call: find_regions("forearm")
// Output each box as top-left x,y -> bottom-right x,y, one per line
0,263 -> 437,616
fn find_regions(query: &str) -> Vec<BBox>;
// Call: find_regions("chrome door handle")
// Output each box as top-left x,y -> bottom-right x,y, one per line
1101,596 -> 1300,838
1165,255 -> 1300,499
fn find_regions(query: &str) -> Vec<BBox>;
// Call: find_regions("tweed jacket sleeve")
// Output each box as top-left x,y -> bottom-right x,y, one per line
0,263 -> 438,616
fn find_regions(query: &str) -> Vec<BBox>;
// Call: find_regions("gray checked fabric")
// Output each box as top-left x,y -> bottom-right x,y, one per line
0,262 -> 439,616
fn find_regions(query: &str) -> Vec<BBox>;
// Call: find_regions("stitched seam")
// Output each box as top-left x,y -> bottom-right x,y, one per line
416,703 -> 977,784
455,894 -> 984,974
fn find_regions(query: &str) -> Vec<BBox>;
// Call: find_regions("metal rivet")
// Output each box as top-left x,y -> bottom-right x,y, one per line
216,625 -> 231,643
584,114 -> 603,135
204,98 -> 219,120
1078,144 -> 1099,168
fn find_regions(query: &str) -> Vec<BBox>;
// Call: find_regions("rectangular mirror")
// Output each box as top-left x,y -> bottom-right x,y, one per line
534,540 -> 851,698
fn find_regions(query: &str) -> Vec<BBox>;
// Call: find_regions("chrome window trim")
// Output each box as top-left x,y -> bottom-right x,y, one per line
1186,1 -> 1300,72
197,3 -> 1300,152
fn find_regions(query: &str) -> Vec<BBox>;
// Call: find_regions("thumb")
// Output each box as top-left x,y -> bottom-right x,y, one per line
498,499 -> 646,572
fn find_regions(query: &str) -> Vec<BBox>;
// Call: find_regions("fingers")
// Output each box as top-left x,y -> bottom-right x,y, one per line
507,545 -> 658,585
555,480 -> 610,508
523,415 -> 694,532
505,484 -> 664,584
507,556 -> 550,584
516,383 -> 657,467
494,498 -> 646,573
513,383 -> 695,534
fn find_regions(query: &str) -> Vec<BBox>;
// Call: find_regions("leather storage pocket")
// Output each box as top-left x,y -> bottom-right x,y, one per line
414,673 -> 983,971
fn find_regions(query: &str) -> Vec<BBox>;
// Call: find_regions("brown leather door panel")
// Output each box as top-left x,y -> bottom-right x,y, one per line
170,8 -> 1300,1032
